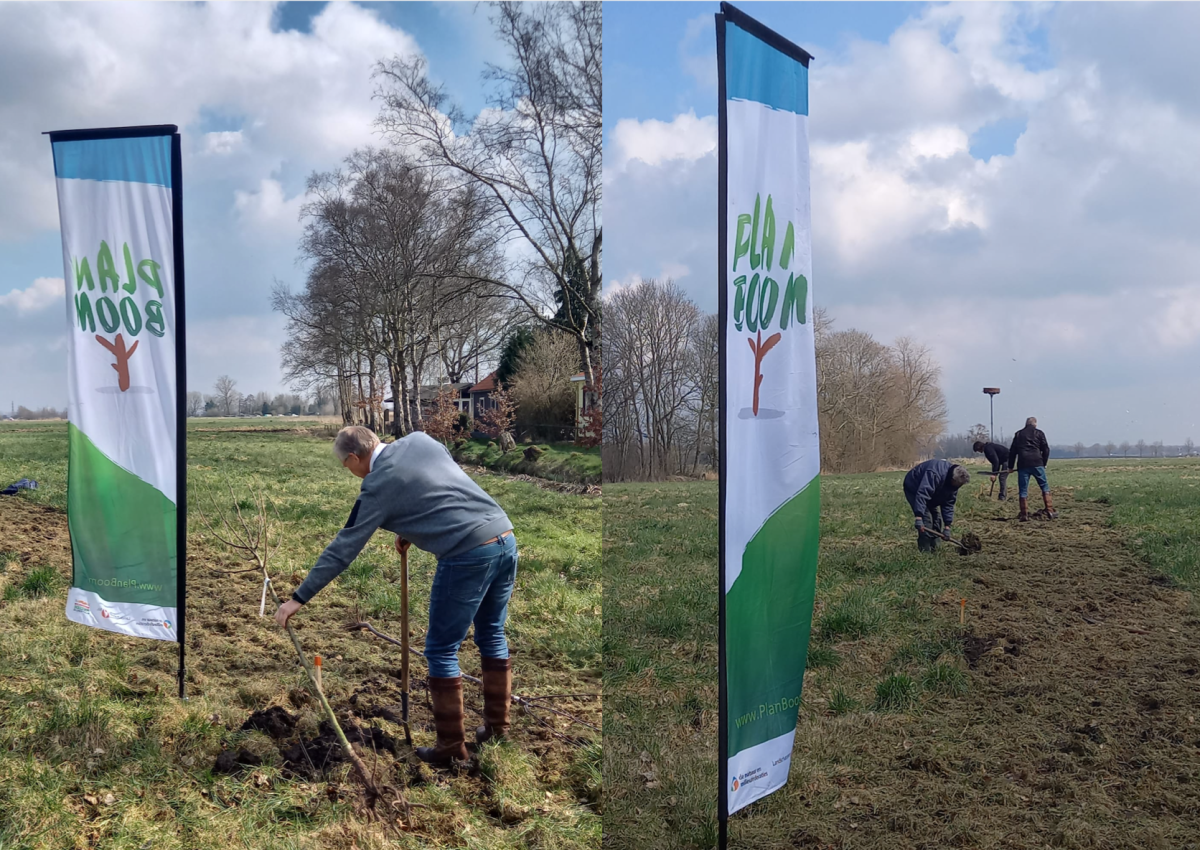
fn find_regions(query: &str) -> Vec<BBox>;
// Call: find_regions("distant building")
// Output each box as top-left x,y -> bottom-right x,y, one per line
570,370 -> 599,426
468,372 -> 500,418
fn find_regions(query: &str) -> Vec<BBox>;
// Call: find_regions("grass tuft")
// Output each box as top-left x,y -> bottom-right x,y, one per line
922,661 -> 968,696
18,567 -> 59,599
873,673 -> 919,711
827,688 -> 859,716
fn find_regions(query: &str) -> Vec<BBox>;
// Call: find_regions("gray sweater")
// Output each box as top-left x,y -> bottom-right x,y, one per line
292,432 -> 512,604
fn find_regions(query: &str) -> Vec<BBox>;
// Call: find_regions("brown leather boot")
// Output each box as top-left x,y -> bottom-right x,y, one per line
475,657 -> 513,745
1042,491 -> 1058,519
416,676 -> 468,765
1018,497 -> 1029,522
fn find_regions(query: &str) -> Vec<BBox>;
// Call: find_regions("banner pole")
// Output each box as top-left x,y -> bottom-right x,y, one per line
715,10 -> 730,850
172,131 -> 187,701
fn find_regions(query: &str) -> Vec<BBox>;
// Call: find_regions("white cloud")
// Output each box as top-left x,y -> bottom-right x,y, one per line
609,111 -> 716,172
606,3 -> 1200,440
202,131 -> 244,156
0,1 -> 422,241
234,178 -> 305,235
679,13 -> 717,92
0,277 -> 64,314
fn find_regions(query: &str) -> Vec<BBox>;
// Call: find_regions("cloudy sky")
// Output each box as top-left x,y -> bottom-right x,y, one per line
0,1 -> 507,411
606,1 -> 1200,446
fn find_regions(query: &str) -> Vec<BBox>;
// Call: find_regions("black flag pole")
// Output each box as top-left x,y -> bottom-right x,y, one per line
715,8 -> 730,849
171,131 -> 187,701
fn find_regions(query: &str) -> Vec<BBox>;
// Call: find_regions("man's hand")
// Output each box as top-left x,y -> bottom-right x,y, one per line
943,524 -> 953,540
394,535 -> 411,555
914,516 -> 925,532
275,599 -> 302,629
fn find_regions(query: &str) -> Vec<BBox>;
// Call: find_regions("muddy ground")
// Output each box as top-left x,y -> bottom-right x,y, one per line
0,496 -> 599,816
772,492 -> 1200,849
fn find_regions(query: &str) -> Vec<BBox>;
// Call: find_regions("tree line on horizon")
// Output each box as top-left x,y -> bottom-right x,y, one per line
602,278 -> 947,481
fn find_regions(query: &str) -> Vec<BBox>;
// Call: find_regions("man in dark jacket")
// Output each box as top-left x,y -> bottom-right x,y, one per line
903,459 -> 971,552
1008,416 -> 1055,521
973,440 -> 1010,501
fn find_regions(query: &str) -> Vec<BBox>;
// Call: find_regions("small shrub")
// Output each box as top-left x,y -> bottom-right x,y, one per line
874,674 -> 918,711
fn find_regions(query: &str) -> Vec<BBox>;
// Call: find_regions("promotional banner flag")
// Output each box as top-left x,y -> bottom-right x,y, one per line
716,3 -> 818,838
48,125 -> 187,695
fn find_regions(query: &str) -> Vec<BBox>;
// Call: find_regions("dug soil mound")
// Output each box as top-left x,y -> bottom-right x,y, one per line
792,494 -> 1200,848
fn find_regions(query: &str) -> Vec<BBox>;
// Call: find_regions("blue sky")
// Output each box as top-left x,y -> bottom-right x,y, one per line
0,1 -> 507,410
605,1 -> 1200,444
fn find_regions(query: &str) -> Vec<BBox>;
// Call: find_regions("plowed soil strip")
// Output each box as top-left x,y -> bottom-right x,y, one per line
770,496 -> 1200,849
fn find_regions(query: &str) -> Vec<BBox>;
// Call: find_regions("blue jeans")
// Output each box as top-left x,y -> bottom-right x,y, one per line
424,533 -> 518,678
1017,466 -> 1049,499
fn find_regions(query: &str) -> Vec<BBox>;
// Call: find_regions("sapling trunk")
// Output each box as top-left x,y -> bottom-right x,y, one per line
198,480 -> 407,821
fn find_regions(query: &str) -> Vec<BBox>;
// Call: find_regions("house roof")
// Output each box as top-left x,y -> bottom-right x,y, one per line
418,383 -> 471,402
384,383 -> 472,404
469,371 -> 498,393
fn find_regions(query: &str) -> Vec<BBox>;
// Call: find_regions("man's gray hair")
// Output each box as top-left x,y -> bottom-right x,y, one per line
333,426 -> 380,462
950,466 -> 971,488
1026,417 -> 1038,428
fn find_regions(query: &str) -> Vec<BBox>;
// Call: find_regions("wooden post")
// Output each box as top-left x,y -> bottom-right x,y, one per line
400,546 -> 413,746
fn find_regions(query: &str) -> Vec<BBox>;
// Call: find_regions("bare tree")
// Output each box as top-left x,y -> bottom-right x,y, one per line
1120,440 -> 1131,458
1185,437 -> 1194,457
213,375 -> 239,417
1152,440 -> 1164,458
1074,441 -> 1085,458
186,391 -> 204,418
1136,439 -> 1146,457
279,147 -> 503,433
508,330 -> 579,441
1105,442 -> 1116,457
602,279 -> 700,480
374,1 -> 603,390
683,313 -> 719,474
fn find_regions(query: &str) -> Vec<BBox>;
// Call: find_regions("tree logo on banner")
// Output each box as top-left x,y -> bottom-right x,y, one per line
70,239 -> 169,392
731,192 -> 808,417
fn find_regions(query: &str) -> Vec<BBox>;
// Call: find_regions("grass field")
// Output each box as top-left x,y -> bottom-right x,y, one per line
604,459 -> 1200,850
0,419 -> 601,849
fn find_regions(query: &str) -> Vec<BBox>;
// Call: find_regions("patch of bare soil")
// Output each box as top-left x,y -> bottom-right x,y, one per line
789,494 -> 1200,849
0,497 -> 598,822
459,464 -> 601,496
0,498 -> 73,593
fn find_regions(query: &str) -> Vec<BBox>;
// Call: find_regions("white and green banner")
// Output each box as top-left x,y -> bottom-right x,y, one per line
717,4 -> 819,827
50,127 -> 185,649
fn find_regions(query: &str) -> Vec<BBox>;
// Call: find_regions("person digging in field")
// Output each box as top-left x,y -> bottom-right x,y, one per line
972,440 -> 1011,501
1008,416 -> 1056,521
274,425 -> 518,766
903,459 -> 971,552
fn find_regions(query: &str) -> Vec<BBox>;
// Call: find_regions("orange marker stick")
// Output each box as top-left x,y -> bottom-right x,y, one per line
959,599 -> 966,626
314,655 -> 323,690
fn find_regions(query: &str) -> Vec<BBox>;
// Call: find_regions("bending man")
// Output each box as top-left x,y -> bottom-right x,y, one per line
903,459 -> 971,552
972,440 -> 1011,501
275,426 -> 518,765
1008,416 -> 1056,521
